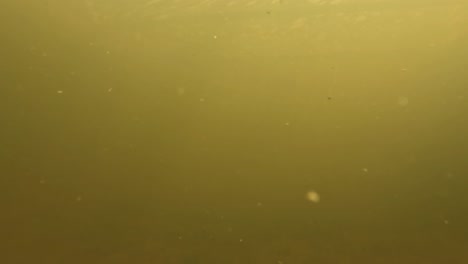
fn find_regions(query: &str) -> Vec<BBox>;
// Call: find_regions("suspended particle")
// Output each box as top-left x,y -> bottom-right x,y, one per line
306,190 -> 320,203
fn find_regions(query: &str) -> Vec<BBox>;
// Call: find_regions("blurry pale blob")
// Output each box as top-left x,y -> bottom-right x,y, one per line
176,87 -> 185,96
306,190 -> 320,203
398,96 -> 409,106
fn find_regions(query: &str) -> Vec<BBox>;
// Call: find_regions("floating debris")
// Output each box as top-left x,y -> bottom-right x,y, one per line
177,87 -> 185,96
306,190 -> 320,203
398,96 -> 409,106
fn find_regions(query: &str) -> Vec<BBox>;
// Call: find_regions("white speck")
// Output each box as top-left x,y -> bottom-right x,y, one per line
106,51 -> 110,54
400,68 -> 408,72
356,15 -> 367,22
257,202 -> 263,207
398,96 -> 409,106
362,168 -> 369,173
57,90 -> 63,94
213,35 -> 218,39
284,122 -> 290,126
239,238 -> 244,242
290,17 -> 307,29
443,220 -> 449,224
308,0 -> 325,5
177,87 -> 185,96
306,190 -> 320,203
108,87 -> 113,92
199,98 -> 205,102
76,196 -> 82,202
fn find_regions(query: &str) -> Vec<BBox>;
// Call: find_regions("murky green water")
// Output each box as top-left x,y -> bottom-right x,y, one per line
2,0 -> 468,263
